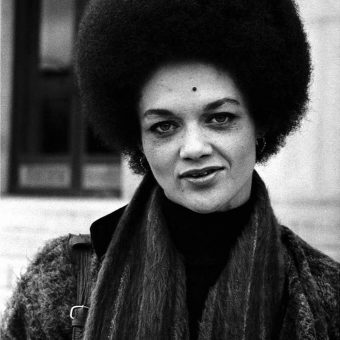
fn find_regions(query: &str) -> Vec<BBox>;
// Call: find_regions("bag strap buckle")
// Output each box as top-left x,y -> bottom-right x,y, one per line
70,305 -> 90,320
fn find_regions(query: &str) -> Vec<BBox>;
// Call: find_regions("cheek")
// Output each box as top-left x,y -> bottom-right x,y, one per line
223,130 -> 256,168
142,138 -> 174,178
237,134 -> 256,167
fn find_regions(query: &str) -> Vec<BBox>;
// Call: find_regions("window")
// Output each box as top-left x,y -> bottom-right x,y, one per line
10,0 -> 120,196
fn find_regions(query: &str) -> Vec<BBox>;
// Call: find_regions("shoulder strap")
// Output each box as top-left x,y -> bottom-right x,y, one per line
68,234 -> 93,340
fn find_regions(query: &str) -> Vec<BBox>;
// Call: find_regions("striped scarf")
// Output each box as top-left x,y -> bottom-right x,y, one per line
84,171 -> 285,339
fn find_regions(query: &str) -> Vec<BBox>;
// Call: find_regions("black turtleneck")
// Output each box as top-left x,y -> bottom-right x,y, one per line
161,194 -> 253,340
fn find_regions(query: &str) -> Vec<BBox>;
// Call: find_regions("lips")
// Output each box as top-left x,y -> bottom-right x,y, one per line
179,166 -> 224,179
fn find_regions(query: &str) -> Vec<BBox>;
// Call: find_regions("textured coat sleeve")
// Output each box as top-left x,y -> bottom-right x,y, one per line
281,226 -> 340,340
301,240 -> 340,339
0,235 -> 77,340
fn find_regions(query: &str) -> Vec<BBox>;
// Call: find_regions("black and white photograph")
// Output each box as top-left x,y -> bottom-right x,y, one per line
1,0 -> 339,339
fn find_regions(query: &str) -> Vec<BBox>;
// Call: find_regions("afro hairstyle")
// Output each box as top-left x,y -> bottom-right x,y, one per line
76,0 -> 311,174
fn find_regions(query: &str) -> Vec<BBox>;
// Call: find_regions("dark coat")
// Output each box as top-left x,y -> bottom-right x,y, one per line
1,182 -> 339,339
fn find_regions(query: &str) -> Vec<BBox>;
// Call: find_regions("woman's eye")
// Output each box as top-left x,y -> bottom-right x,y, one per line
151,121 -> 177,134
210,113 -> 232,124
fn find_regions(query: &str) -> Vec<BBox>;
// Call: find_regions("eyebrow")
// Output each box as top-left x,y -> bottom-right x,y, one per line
143,108 -> 173,118
142,97 -> 240,118
204,97 -> 240,110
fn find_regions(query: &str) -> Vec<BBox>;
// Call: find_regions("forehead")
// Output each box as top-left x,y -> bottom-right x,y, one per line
139,62 -> 244,112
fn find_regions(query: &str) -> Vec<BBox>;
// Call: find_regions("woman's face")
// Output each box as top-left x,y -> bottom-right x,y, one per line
138,62 -> 257,213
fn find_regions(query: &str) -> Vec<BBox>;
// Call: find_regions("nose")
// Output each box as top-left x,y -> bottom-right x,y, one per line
179,125 -> 212,160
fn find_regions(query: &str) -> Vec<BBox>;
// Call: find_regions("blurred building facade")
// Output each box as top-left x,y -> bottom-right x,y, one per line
1,0 -> 339,312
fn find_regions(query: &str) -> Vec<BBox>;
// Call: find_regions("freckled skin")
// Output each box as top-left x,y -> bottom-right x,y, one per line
139,62 -> 257,213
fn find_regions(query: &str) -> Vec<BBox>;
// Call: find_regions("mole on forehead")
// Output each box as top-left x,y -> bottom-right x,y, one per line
192,87 -> 197,92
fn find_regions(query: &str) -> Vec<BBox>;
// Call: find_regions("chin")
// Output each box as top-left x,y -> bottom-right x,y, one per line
181,197 -> 229,214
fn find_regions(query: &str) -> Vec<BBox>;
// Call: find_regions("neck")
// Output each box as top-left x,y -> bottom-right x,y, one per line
161,192 -> 253,264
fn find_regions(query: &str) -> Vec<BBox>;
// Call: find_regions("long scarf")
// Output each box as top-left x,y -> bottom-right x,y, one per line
84,171 -> 285,339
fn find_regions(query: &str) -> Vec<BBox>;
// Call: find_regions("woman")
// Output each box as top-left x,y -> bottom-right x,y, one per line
1,0 -> 339,339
